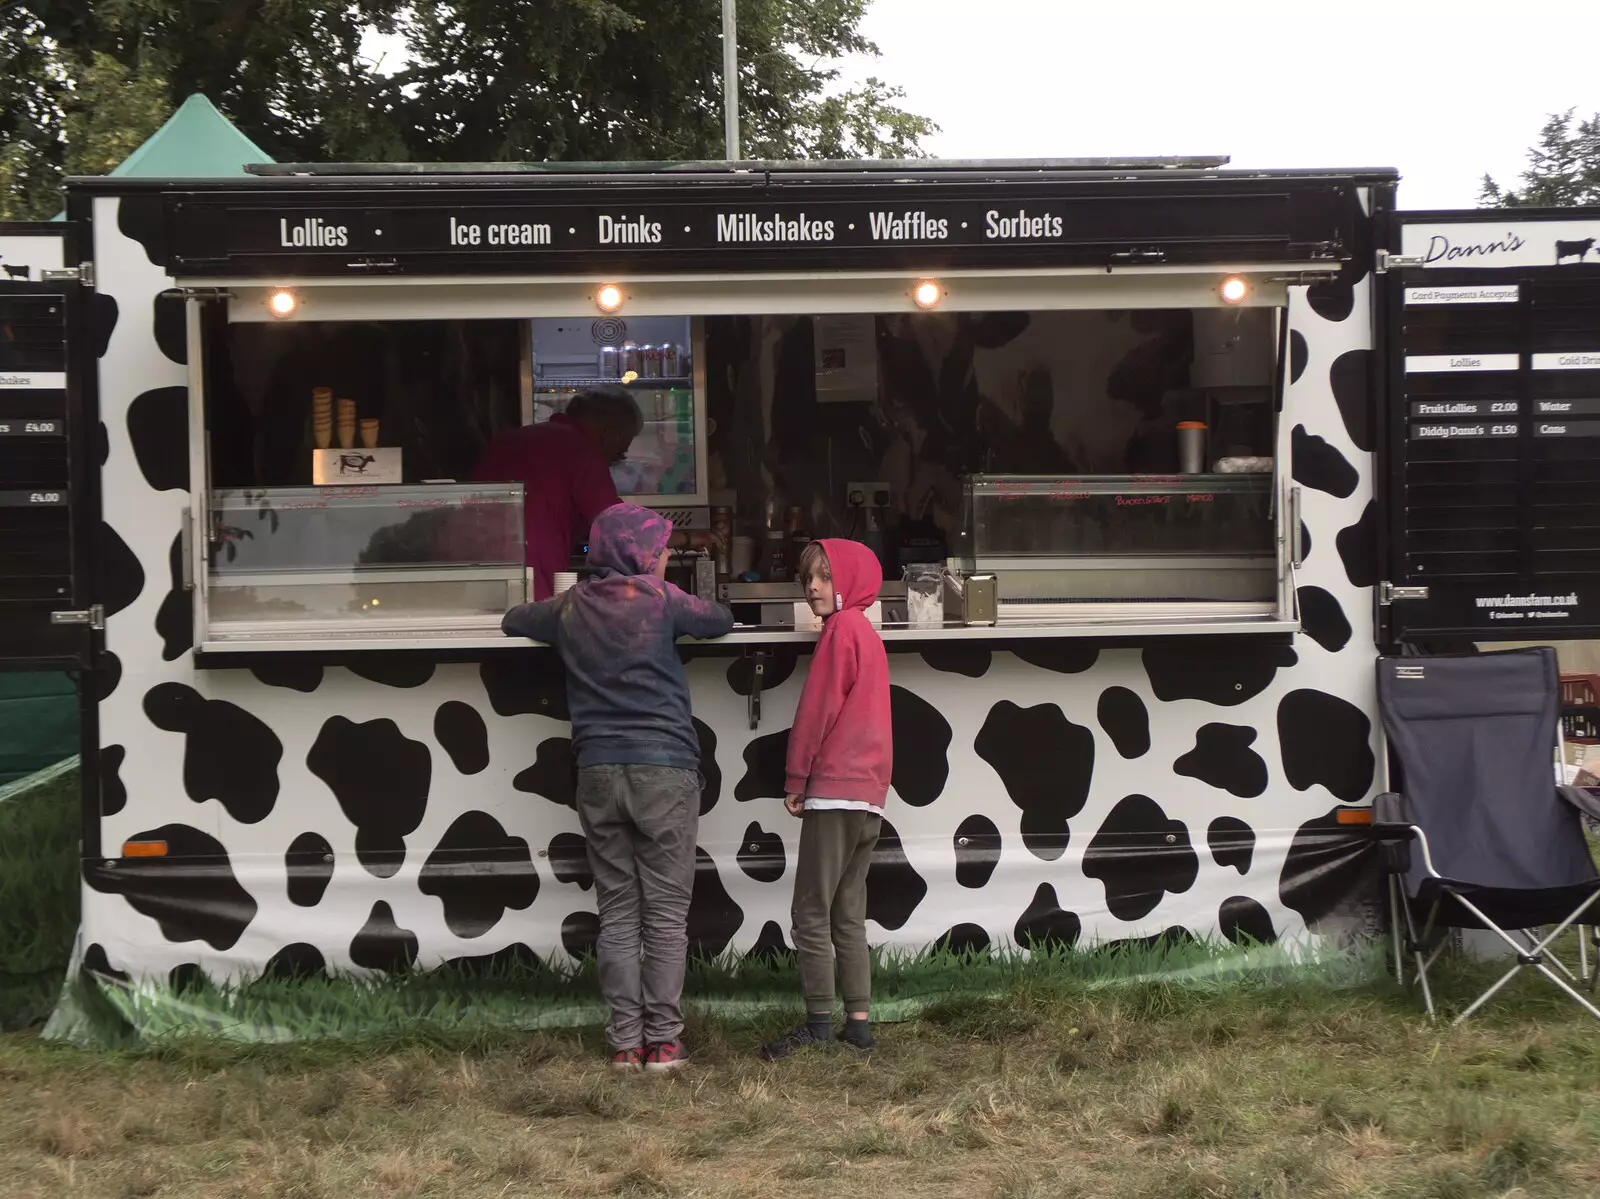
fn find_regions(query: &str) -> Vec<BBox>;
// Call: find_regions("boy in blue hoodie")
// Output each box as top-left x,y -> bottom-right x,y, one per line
503,503 -> 733,1073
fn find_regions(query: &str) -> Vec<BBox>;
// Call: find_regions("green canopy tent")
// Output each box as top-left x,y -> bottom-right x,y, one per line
7,96 -> 272,783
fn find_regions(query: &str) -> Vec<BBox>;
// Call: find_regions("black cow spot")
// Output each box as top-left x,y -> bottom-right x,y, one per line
1082,795 -> 1198,922
1278,690 -> 1374,803
96,421 -> 109,468
1301,519 -> 1313,565
87,822 -> 257,950
307,716 -> 431,876
419,811 -> 538,939
694,717 -> 721,815
286,831 -> 334,907
144,683 -> 281,824
349,902 -> 418,973
479,652 -> 568,720
1307,275 -> 1355,323
155,532 -> 192,661
866,819 -> 927,931
1329,349 -> 1374,452
169,963 -> 205,994
1288,329 -> 1308,384
89,292 -> 118,358
1336,500 -> 1379,589
1220,896 -> 1277,945
891,686 -> 951,806
1012,640 -> 1099,675
90,650 -> 122,702
434,701 -> 489,775
548,832 -> 593,889
1097,687 -> 1150,759
737,821 -> 786,883
918,643 -> 992,677
127,386 -> 189,493
249,660 -> 323,693
734,729 -> 789,802
1141,637 -> 1296,707
1280,807 -> 1383,939
1291,425 -> 1358,499
1208,816 -> 1255,875
975,701 -> 1094,860
1013,883 -> 1082,950
561,911 -> 600,958
1174,724 -> 1268,798
259,942 -> 327,981
746,920 -> 794,961
1099,926 -> 1198,955
346,657 -> 435,689
689,848 -> 745,957
953,814 -> 1001,889
1297,586 -> 1352,653
101,744 -> 127,816
512,737 -> 577,809
153,293 -> 186,365
98,522 -> 145,619
934,923 -> 990,954
725,646 -> 798,695
116,194 -> 166,265
445,943 -> 542,976
82,942 -> 130,985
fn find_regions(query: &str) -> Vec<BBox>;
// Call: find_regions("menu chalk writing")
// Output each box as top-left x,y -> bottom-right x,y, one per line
1409,400 -> 1517,418
1533,352 -> 1600,371
1410,422 -> 1519,440
1534,421 -> 1600,438
1405,354 -> 1520,373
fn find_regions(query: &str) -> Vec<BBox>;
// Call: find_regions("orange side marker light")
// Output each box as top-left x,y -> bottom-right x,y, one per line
121,840 -> 169,858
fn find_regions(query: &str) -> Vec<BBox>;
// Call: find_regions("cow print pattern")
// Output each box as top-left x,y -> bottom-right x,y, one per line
76,193 -> 1383,989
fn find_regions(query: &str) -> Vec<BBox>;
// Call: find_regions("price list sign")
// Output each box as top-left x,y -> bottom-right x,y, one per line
1392,263 -> 1600,640
0,286 -> 72,652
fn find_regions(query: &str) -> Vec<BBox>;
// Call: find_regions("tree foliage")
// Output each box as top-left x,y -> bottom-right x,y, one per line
1480,109 -> 1600,208
0,1 -> 935,221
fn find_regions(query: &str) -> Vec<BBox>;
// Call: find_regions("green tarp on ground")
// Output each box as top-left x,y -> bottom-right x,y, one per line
0,674 -> 77,786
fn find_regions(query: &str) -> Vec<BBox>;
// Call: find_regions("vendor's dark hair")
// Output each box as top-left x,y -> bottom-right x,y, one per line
568,385 -> 643,440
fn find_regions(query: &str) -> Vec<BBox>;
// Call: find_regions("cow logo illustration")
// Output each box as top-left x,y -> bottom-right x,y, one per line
1555,237 -> 1596,264
337,453 -> 377,476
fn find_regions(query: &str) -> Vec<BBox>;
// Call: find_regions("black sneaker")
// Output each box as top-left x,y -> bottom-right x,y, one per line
838,1020 -> 875,1053
758,1021 -> 833,1061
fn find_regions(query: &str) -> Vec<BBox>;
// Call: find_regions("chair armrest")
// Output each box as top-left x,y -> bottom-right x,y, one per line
1556,785 -> 1600,822
1373,792 -> 1406,826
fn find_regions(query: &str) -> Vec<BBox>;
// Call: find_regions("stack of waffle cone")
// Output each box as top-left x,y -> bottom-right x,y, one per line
312,387 -> 333,450
336,398 -> 356,450
359,418 -> 380,449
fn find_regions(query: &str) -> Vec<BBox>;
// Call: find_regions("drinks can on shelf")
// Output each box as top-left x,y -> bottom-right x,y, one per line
621,342 -> 642,375
598,345 -> 619,378
663,343 -> 681,377
643,344 -> 663,378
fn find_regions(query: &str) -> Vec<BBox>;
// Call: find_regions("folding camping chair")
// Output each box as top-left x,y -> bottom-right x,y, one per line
1374,647 -> 1600,1024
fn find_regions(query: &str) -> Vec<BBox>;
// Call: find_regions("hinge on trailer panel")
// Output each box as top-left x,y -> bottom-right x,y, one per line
1374,250 -> 1426,274
1379,582 -> 1430,606
41,262 -> 93,286
51,604 -> 105,631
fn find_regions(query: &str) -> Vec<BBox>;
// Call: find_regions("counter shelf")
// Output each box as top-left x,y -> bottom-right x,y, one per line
201,483 -> 528,646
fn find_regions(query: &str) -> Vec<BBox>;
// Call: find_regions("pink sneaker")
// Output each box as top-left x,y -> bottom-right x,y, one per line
644,1041 -> 689,1073
609,1046 -> 644,1073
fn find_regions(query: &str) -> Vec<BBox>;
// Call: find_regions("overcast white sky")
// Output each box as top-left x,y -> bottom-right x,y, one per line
834,0 -> 1599,209
363,1 -> 1599,210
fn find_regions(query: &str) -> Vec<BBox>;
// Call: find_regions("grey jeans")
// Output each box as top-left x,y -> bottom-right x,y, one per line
576,764 -> 700,1051
792,809 -> 882,1014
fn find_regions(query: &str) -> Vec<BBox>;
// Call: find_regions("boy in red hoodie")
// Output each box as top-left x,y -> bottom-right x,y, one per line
759,539 -> 892,1060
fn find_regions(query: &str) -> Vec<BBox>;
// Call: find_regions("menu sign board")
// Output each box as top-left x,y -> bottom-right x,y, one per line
0,245 -> 79,666
1388,211 -> 1600,644
162,181 -> 1355,273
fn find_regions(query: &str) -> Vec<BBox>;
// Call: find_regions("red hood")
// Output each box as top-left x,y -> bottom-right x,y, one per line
817,538 -> 882,613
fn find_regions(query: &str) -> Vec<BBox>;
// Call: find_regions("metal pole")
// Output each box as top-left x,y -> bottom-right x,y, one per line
721,0 -> 740,160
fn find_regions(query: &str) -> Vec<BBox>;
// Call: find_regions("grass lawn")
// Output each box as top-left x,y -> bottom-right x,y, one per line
4,953 -> 1600,1199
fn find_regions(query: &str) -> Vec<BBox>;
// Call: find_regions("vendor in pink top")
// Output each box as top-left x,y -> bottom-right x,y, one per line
473,385 -> 715,600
